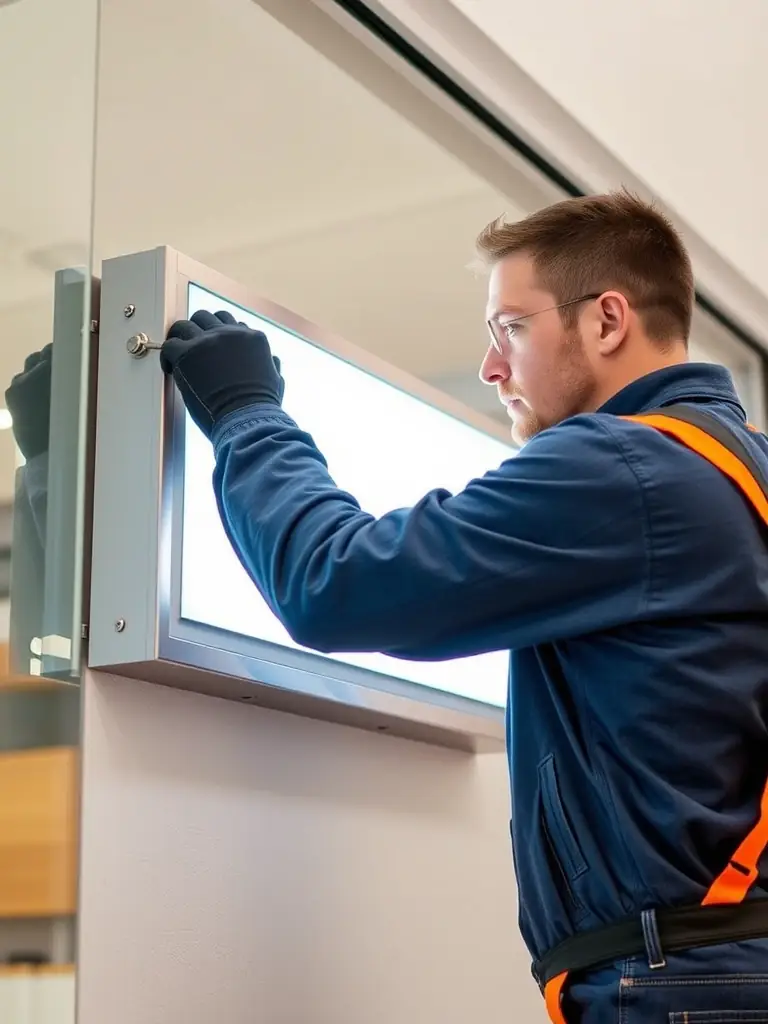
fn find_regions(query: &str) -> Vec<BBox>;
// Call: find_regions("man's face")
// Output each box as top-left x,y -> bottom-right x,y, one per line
480,254 -> 597,445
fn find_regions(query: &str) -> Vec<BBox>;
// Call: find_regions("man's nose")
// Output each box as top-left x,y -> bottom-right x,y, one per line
479,346 -> 510,386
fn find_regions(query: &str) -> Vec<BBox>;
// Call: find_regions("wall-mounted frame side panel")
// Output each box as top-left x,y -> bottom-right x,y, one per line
88,247 -> 506,751
70,274 -> 102,676
88,248 -> 174,667
44,270 -> 102,679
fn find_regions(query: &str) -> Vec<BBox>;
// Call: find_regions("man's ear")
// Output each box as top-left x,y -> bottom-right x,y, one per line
595,291 -> 631,356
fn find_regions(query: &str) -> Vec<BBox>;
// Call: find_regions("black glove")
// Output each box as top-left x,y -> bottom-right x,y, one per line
161,310 -> 285,439
5,344 -> 53,460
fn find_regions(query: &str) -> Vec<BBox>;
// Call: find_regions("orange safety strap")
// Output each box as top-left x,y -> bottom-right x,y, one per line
541,410 -> 768,1024
623,414 -> 768,527
625,412 -> 768,907
544,972 -> 568,1024
702,777 -> 768,905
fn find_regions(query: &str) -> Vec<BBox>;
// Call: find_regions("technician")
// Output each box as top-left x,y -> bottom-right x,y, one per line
161,192 -> 768,1023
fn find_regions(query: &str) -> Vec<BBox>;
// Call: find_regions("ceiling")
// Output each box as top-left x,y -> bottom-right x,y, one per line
0,0 -> 764,506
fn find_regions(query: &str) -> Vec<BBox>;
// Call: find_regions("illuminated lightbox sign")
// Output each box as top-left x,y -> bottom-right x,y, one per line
89,247 -> 512,749
181,284 -> 512,709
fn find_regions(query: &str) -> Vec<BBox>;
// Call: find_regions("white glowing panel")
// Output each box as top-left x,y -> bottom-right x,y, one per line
180,284 -> 513,708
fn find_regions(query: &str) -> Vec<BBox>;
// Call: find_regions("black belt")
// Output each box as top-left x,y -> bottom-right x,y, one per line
533,898 -> 768,988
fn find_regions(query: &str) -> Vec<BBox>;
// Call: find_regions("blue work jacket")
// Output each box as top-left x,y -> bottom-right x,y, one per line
211,363 -> 768,961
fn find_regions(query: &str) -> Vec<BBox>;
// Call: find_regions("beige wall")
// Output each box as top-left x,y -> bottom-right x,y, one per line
76,671 -> 543,1024
444,0 -> 768,301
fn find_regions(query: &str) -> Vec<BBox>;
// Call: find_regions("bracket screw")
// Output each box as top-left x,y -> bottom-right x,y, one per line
126,333 -> 161,358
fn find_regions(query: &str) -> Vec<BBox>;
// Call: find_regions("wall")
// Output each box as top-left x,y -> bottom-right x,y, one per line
443,0 -> 768,300
76,672 -> 542,1024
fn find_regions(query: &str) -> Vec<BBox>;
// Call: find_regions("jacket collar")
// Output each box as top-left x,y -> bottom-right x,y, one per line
598,362 -> 745,419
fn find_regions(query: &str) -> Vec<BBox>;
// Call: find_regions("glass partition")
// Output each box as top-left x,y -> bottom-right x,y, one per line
91,0 -> 564,427
92,0 -> 765,433
0,0 -> 98,1015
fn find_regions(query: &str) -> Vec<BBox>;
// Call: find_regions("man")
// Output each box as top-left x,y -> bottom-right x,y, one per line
161,192 -> 768,1022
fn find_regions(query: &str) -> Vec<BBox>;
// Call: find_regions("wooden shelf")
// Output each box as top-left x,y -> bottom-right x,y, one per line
0,747 -> 79,917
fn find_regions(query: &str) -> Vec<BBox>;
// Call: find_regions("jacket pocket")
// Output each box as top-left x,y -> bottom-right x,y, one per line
538,754 -> 589,884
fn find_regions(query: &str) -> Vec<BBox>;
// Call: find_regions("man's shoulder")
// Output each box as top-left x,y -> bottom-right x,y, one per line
531,408 -> 761,538
523,409 -> 722,471
519,410 -> 668,471
516,409 -> 735,503
499,413 -> 649,512
517,409 -> 761,605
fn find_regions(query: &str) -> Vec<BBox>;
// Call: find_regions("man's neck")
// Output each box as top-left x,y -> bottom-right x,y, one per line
588,343 -> 688,413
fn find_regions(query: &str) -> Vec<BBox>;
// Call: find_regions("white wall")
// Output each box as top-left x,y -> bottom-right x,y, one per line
76,672 -> 542,1024
444,0 -> 768,300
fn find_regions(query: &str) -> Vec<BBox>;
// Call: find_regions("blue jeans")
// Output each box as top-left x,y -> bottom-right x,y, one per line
563,938 -> 768,1022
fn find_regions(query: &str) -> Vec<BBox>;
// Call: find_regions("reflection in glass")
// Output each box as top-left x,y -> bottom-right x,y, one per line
0,0 -> 98,1017
6,270 -> 94,683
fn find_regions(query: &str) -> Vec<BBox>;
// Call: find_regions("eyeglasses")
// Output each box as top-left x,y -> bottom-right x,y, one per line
486,293 -> 602,353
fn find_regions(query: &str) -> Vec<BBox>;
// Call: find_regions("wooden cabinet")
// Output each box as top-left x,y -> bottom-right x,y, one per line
0,748 -> 78,917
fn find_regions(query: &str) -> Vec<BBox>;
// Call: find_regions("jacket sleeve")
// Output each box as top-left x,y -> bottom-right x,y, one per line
211,406 -> 649,658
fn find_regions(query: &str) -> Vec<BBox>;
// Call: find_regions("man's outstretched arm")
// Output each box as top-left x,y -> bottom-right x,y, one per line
212,405 -> 648,659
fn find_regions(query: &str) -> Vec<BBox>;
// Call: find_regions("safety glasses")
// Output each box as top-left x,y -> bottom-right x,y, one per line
486,293 -> 601,353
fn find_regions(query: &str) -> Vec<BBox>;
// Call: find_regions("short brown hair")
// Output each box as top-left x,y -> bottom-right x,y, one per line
476,190 -> 694,344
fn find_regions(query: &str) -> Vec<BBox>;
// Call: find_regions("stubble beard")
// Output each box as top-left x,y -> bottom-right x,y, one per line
512,328 -> 597,445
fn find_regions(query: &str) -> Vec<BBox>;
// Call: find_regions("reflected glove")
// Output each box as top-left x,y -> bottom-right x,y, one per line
161,310 -> 285,439
5,344 -> 53,459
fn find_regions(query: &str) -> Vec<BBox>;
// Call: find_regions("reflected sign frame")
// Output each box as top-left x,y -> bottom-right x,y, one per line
89,247 -> 507,751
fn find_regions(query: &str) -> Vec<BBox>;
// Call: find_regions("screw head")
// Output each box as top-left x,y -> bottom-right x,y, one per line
124,304 -> 136,318
126,333 -> 157,358
114,618 -> 126,633
127,334 -> 146,356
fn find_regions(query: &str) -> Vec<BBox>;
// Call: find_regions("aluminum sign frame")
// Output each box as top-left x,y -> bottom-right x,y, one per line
89,247 -> 507,751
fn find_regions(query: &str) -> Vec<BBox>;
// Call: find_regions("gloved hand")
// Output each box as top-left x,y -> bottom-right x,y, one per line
5,344 -> 53,460
161,309 -> 285,439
